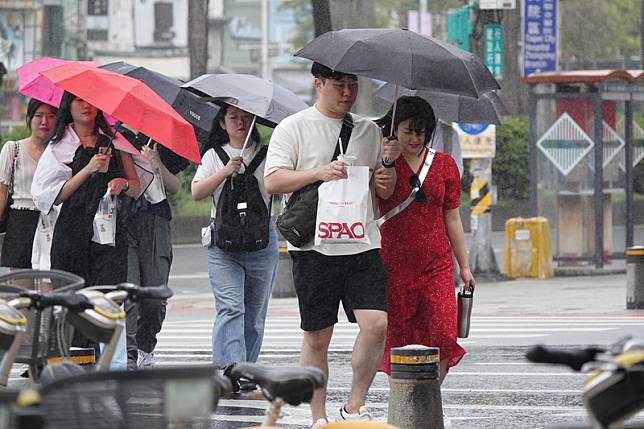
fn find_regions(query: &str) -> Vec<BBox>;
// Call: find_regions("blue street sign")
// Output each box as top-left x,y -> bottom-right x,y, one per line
458,123 -> 490,135
523,0 -> 557,76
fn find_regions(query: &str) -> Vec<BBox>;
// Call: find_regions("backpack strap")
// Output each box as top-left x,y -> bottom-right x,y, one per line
246,145 -> 268,174
213,145 -> 230,166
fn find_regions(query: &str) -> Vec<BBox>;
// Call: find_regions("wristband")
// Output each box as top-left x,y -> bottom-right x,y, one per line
123,180 -> 129,192
381,158 -> 395,168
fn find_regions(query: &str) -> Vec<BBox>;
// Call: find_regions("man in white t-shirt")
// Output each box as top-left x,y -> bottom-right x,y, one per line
265,62 -> 400,427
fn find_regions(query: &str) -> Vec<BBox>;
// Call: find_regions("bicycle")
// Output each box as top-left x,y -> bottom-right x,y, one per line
526,336 -> 644,429
0,270 -> 86,382
226,363 -> 398,428
0,271 -> 171,383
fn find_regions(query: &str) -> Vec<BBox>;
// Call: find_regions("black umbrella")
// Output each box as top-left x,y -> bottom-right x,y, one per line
374,83 -> 508,125
295,28 -> 500,98
100,61 -> 220,142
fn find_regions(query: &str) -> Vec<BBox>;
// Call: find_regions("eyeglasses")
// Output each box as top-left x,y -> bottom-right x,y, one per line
409,175 -> 427,203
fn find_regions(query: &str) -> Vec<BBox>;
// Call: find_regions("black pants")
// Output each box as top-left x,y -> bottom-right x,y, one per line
125,213 -> 172,368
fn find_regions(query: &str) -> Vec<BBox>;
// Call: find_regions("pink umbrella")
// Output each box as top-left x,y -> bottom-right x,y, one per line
18,57 -> 97,107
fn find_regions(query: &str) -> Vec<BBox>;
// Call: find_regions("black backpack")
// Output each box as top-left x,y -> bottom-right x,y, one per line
212,145 -> 271,252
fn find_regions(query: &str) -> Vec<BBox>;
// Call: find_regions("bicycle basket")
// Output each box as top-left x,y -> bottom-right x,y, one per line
39,365 -> 227,429
0,270 -> 85,364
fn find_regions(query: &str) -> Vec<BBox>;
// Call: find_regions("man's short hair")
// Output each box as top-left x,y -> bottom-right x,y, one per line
311,62 -> 357,81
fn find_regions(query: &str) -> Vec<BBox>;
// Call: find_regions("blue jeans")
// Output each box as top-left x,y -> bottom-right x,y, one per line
208,222 -> 278,367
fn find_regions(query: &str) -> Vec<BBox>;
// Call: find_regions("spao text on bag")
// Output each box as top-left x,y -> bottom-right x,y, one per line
317,222 -> 365,240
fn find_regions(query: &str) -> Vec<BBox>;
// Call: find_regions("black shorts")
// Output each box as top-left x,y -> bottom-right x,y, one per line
290,249 -> 388,331
1,208 -> 40,268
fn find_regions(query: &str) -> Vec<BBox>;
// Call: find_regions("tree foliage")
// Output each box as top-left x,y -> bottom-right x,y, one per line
560,0 -> 640,63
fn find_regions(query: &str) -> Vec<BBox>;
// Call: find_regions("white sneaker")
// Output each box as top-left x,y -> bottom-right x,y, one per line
137,350 -> 156,368
443,412 -> 452,429
338,405 -> 372,421
311,418 -> 328,429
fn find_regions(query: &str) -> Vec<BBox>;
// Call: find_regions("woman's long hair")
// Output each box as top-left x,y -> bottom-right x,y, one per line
201,104 -> 260,156
375,95 -> 437,146
26,98 -> 58,130
49,91 -> 114,144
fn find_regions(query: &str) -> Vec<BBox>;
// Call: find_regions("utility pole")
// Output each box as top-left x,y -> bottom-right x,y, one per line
261,0 -> 271,80
311,0 -> 332,36
188,0 -> 210,79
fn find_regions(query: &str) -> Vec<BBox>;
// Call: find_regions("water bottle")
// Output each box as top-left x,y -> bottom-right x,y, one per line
457,287 -> 474,338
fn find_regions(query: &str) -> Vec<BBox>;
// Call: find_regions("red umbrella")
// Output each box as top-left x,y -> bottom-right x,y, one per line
40,62 -> 201,164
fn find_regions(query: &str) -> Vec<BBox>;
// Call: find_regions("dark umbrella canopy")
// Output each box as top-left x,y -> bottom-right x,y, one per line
295,28 -> 500,98
100,61 -> 219,142
374,83 -> 508,125
182,74 -> 308,126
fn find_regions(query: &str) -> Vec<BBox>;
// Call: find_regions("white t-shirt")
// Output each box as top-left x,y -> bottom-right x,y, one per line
265,106 -> 383,256
193,143 -> 270,218
0,139 -> 39,210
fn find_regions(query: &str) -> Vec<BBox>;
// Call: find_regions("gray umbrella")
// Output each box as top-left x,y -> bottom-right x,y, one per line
374,83 -> 508,125
295,28 -> 500,98
181,74 -> 308,127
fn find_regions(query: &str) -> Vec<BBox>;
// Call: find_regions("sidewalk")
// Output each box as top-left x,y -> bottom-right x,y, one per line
264,273 -> 644,318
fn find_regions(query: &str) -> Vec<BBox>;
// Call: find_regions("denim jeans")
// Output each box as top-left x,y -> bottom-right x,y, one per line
208,222 -> 278,367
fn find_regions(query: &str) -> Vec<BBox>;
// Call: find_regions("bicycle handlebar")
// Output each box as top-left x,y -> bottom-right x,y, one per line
525,345 -> 604,371
18,291 -> 94,313
84,283 -> 173,302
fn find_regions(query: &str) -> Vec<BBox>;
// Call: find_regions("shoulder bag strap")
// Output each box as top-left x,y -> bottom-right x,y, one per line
332,113 -> 353,161
376,148 -> 436,227
10,141 -> 19,194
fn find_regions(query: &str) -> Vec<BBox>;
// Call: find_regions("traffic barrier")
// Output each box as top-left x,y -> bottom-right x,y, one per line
387,345 -> 444,429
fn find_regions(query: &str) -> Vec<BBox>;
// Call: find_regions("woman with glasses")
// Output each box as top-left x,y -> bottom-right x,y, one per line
375,96 -> 474,383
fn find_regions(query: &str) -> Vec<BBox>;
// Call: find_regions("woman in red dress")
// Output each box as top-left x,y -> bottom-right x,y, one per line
376,96 -> 475,382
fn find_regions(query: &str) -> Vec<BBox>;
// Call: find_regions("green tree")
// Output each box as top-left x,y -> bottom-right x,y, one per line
492,116 -> 530,201
560,0 -> 640,63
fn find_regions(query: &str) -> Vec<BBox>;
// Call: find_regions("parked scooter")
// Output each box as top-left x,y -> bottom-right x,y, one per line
526,337 -> 644,429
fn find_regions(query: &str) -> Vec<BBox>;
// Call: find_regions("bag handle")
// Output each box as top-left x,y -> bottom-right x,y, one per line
7,141 -> 19,195
376,148 -> 436,227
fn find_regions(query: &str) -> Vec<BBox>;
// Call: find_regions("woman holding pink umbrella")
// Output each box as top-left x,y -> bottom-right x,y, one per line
0,98 -> 57,270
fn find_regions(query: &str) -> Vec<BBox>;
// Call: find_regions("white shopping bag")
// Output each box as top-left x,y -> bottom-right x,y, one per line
315,166 -> 370,245
144,162 -> 167,204
31,206 -> 60,270
92,190 -> 117,246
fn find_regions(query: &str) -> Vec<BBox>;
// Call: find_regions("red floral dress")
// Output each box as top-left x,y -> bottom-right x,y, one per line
378,150 -> 465,374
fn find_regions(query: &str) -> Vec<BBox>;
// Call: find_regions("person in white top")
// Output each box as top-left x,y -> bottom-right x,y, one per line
264,62 -> 401,427
192,104 -> 278,389
0,98 -> 57,270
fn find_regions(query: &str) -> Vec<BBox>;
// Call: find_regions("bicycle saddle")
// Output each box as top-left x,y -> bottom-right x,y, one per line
229,363 -> 325,405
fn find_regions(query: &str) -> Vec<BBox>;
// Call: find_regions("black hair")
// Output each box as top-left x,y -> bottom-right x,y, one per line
26,98 -> 57,130
375,96 -> 437,145
202,103 -> 260,156
311,62 -> 357,82
49,91 -> 114,144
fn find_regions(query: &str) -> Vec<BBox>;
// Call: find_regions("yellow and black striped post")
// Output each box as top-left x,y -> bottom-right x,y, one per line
470,158 -> 492,216
468,158 -> 501,276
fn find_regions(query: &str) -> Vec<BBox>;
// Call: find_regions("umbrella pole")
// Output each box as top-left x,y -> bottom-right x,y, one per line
389,85 -> 399,138
383,85 -> 400,164
240,115 -> 257,161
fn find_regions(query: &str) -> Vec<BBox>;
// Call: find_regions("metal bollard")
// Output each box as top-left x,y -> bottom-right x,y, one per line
626,246 -> 644,309
387,345 -> 444,429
